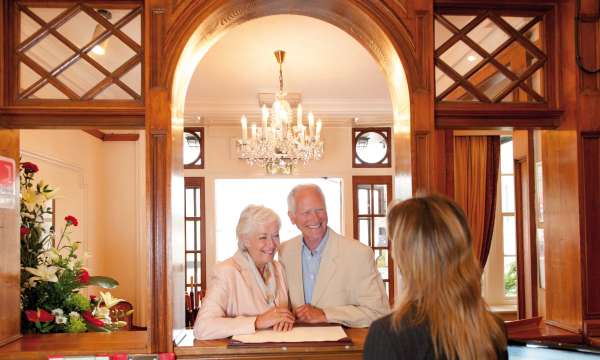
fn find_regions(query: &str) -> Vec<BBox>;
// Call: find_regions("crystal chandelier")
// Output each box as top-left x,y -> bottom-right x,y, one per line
237,50 -> 323,175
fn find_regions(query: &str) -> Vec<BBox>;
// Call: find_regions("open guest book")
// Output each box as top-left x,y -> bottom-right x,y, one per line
229,326 -> 352,348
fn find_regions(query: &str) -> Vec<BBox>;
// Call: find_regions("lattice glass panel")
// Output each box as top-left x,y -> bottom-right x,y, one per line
32,83 -> 67,99
19,63 -> 40,91
121,14 -> 142,45
24,34 -> 75,72
439,40 -> 482,76
435,11 -> 547,103
16,3 -> 143,102
95,84 -> 133,100
120,63 -> 141,94
56,59 -> 104,96
20,12 -> 40,41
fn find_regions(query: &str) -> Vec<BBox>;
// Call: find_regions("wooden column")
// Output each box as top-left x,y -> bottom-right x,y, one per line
0,130 -> 21,346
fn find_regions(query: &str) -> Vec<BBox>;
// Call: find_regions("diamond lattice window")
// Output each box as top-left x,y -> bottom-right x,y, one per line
435,12 -> 545,103
15,3 -> 142,101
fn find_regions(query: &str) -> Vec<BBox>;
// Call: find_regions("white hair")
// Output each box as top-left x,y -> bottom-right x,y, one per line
287,184 -> 326,213
236,205 -> 281,251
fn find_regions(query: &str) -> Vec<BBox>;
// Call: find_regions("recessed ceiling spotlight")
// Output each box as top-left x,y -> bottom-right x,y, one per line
353,117 -> 359,123
467,55 -> 477,62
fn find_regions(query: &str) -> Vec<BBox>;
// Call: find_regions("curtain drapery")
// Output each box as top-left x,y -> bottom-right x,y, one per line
454,136 -> 500,268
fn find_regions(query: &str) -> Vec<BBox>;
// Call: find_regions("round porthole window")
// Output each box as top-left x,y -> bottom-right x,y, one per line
355,131 -> 388,164
183,130 -> 203,167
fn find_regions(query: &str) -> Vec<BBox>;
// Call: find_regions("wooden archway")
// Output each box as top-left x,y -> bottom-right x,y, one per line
145,0 -> 436,352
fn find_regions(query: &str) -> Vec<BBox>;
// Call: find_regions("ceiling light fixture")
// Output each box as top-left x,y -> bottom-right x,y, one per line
91,9 -> 112,56
237,50 -> 323,175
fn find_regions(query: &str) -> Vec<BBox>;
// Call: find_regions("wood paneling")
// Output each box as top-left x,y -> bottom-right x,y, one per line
581,134 -> 600,321
435,107 -> 563,129
513,130 -> 538,319
414,131 -> 430,192
0,331 -> 149,360
0,108 -> 144,129
0,130 -> 20,347
83,129 -> 140,141
542,130 -> 582,333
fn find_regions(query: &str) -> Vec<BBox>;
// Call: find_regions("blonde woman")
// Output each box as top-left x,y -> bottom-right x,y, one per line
193,205 -> 294,340
364,194 -> 507,360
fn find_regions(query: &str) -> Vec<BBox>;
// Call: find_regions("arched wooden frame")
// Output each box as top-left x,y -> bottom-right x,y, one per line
183,127 -> 203,169
352,127 -> 392,168
146,0 -> 431,353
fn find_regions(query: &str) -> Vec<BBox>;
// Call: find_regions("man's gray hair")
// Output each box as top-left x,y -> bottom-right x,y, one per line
287,184 -> 326,213
236,205 -> 281,251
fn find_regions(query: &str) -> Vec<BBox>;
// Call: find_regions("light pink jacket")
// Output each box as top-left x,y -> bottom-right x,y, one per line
193,251 -> 289,340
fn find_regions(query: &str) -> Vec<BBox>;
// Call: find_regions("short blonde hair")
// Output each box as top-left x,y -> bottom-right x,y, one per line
236,205 -> 281,251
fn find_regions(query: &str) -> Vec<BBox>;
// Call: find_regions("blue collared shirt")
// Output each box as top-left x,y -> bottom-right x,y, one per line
301,230 -> 329,304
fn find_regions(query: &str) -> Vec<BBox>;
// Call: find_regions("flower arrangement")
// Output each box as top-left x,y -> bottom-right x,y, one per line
20,162 -> 131,333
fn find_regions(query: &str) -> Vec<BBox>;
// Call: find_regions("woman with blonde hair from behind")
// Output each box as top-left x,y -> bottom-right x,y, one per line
364,194 -> 507,360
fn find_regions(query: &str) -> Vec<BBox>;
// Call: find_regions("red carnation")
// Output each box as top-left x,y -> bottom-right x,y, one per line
82,310 -> 104,327
21,162 -> 39,173
90,294 -> 97,303
64,215 -> 78,226
79,269 -> 90,284
25,309 -> 54,323
20,226 -> 30,236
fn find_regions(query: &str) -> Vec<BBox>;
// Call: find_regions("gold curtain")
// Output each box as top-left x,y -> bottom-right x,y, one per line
454,136 -> 500,268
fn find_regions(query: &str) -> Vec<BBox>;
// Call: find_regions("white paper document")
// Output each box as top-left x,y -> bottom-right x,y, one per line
232,326 -> 347,343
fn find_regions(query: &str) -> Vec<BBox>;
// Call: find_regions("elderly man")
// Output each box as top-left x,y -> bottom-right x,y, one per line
278,184 -> 390,328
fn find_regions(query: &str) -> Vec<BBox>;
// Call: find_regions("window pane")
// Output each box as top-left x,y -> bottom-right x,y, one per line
374,249 -> 389,280
185,221 -> 196,250
500,139 -> 513,174
359,218 -> 371,246
439,40 -> 482,76
372,184 -> 387,215
358,186 -> 371,215
355,132 -> 387,164
186,253 -> 197,285
196,221 -> 202,252
195,188 -> 201,216
185,188 -> 195,217
501,175 -> 515,213
504,255 -> 517,296
503,215 -> 516,255
374,217 -> 388,247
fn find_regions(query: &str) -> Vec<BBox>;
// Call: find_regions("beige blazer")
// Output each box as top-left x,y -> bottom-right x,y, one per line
193,251 -> 289,340
278,229 -> 390,328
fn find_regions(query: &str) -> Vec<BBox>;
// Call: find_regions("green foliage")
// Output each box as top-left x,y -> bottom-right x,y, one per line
66,316 -> 87,333
504,261 -> 517,296
88,276 -> 119,289
65,293 -> 91,311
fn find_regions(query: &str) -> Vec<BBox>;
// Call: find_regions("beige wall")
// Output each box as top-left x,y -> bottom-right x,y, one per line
183,124 -> 396,284
20,130 -> 147,326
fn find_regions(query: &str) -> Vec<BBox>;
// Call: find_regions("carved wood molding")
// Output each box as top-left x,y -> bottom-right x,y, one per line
83,129 -> 140,141
0,107 -> 145,128
435,107 -> 563,129
151,8 -> 165,88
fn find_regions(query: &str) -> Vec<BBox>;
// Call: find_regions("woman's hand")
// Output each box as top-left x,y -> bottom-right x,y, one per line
255,307 -> 295,330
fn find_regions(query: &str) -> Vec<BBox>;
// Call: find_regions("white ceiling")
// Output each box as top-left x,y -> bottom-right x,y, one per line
183,15 -> 393,125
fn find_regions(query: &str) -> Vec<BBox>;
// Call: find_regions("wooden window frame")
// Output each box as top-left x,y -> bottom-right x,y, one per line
183,127 -> 204,169
8,1 -> 144,106
352,175 -> 394,304
352,127 -> 391,168
184,177 -> 206,325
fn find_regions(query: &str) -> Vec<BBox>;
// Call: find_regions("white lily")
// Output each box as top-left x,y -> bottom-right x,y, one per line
24,264 -> 59,283
55,315 -> 67,324
100,291 -> 124,309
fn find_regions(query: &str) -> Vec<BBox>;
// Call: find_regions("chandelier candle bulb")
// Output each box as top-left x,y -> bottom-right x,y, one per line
316,119 -> 322,141
297,105 -> 303,128
251,123 -> 257,140
241,115 -> 248,141
308,112 -> 315,137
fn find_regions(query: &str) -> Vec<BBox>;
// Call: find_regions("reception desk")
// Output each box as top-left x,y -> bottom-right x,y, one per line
175,328 -> 368,360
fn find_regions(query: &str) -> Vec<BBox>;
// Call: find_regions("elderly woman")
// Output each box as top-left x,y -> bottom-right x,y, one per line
193,205 -> 294,340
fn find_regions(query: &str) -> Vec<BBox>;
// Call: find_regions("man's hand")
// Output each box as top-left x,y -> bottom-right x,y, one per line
255,307 -> 295,330
294,304 -> 327,323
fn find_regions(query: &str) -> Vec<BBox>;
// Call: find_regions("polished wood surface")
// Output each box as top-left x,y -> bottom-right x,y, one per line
83,129 -> 140,141
506,317 -> 583,344
175,328 -> 367,360
0,331 -> 150,360
0,130 -> 20,347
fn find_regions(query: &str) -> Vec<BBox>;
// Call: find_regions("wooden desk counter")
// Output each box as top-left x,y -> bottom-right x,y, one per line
175,328 -> 368,360
0,331 -> 150,360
